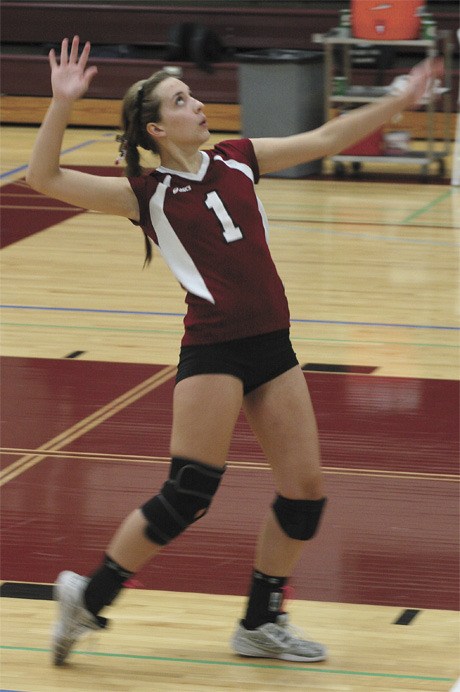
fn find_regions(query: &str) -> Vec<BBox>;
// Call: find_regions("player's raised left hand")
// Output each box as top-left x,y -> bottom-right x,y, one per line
49,35 -> 98,104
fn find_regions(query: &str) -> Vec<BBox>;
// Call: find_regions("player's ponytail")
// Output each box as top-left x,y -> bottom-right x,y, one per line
117,72 -> 171,264
118,71 -> 172,178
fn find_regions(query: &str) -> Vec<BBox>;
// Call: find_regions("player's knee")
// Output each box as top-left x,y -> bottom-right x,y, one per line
272,495 -> 327,540
141,457 -> 225,546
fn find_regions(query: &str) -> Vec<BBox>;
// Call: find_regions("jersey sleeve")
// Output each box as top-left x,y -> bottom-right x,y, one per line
212,138 -> 260,184
127,174 -> 152,228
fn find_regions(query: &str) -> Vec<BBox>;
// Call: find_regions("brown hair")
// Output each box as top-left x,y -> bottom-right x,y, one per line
118,70 -> 172,264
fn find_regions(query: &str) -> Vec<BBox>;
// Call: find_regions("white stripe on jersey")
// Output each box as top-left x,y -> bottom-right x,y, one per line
257,198 -> 270,243
148,177 -> 215,304
213,155 -> 254,182
214,155 -> 269,242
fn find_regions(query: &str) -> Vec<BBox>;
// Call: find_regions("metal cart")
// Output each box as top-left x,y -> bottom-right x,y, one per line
313,31 -> 453,177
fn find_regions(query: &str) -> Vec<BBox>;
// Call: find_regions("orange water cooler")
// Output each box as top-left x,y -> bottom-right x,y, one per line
351,0 -> 425,40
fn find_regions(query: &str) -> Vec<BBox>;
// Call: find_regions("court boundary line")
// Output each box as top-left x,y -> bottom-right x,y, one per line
0,645 -> 454,682
1,449 -> 457,483
0,365 -> 176,486
1,304 -> 458,331
0,132 -> 114,181
2,321 -> 458,357
401,189 -> 453,224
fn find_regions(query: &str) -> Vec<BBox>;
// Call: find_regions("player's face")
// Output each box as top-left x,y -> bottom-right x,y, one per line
152,77 -> 210,147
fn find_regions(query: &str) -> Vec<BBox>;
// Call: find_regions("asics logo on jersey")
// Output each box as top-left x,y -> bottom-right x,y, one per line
172,185 -> 192,194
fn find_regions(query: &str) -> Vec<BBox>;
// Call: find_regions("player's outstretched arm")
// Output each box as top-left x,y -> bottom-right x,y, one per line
252,58 -> 444,176
26,36 -> 139,220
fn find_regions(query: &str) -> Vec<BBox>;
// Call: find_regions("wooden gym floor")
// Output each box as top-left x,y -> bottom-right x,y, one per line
0,124 -> 459,690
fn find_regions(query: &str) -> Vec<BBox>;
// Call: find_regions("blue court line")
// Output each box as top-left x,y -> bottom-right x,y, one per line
1,304 -> 458,332
292,316 -> 459,331
1,162 -> 32,180
0,304 -> 184,318
0,133 -> 114,180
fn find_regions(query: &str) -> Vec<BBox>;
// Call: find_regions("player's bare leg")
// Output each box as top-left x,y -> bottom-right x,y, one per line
231,366 -> 327,662
53,374 -> 243,664
244,365 -> 324,575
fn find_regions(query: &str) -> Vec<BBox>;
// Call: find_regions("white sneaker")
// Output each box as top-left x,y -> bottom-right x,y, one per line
231,613 -> 327,662
51,570 -> 106,666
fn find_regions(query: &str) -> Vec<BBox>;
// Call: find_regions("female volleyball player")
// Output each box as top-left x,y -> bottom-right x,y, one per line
26,36 -> 442,666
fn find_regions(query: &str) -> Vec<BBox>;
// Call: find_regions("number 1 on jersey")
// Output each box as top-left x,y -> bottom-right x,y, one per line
205,191 -> 243,243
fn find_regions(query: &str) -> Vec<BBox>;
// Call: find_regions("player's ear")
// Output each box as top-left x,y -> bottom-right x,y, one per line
147,122 -> 165,139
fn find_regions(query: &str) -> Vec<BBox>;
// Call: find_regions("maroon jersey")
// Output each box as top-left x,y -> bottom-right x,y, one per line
129,138 -> 290,345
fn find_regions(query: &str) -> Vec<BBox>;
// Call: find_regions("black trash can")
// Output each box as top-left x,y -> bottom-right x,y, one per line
236,49 -> 325,178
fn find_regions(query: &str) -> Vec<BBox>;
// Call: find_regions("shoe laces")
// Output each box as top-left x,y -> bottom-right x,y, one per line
275,613 -> 320,645
274,613 -> 312,644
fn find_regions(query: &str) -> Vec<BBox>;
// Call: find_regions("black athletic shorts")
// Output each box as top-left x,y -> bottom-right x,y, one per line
175,329 -> 299,395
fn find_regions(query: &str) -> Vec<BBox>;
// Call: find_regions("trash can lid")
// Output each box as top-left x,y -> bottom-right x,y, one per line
236,49 -> 323,64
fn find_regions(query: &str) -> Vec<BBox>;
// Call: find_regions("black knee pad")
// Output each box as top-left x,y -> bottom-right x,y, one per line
272,495 -> 326,540
141,457 -> 225,546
